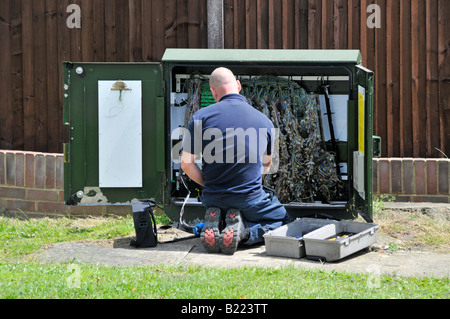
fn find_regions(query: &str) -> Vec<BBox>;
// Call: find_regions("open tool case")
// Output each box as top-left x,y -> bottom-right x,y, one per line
264,218 -> 378,261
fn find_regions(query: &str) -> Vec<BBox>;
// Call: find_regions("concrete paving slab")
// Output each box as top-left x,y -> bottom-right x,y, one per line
35,204 -> 450,278
36,232 -> 450,278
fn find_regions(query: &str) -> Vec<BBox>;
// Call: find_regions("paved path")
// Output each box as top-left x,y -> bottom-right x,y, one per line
37,235 -> 450,278
36,202 -> 450,278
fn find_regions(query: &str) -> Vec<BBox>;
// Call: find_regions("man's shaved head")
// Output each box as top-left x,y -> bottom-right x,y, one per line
210,67 -> 236,87
209,67 -> 241,102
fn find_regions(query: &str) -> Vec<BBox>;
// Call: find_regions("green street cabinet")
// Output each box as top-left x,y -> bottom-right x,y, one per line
63,49 -> 376,223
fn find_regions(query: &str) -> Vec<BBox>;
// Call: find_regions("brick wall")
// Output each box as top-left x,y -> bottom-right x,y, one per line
1,150 -> 449,217
0,150 -> 130,217
373,158 -> 450,203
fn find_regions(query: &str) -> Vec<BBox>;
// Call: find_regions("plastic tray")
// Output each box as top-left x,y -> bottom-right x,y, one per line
263,218 -> 339,258
302,220 -> 379,262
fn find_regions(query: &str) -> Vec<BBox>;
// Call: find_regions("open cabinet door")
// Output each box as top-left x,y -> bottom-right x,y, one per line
63,63 -> 165,206
353,65 -> 374,222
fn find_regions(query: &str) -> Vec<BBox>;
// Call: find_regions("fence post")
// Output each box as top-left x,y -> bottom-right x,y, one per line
207,0 -> 224,49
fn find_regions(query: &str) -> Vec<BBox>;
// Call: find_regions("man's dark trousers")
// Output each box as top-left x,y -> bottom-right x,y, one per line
202,189 -> 290,246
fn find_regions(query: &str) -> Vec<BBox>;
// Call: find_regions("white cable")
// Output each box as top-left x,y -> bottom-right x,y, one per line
179,176 -> 191,228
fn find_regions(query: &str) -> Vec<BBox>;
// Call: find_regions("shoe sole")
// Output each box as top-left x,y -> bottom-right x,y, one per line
220,208 -> 243,255
200,207 -> 221,253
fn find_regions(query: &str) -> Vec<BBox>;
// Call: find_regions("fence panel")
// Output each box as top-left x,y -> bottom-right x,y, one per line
223,0 -> 449,158
0,0 -> 448,158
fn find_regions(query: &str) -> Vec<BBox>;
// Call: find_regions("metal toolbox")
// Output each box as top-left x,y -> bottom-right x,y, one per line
263,218 -> 339,258
302,220 -> 379,262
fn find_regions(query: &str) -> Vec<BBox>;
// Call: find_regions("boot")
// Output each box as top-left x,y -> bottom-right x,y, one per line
200,207 -> 222,253
220,208 -> 248,255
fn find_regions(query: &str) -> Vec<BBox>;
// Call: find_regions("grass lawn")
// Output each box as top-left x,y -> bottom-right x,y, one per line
0,212 -> 448,299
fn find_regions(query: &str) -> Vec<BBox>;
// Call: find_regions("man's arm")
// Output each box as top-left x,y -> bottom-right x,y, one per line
181,151 -> 205,187
262,154 -> 272,175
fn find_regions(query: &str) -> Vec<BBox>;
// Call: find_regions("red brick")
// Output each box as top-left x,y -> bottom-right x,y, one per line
438,160 -> 449,194
27,189 -> 60,202
6,153 -> 15,186
7,199 -> 36,212
0,186 -> 26,199
25,153 -> 35,187
45,155 -> 55,189
402,158 -> 414,194
0,152 -> 5,185
427,159 -> 438,195
394,195 -> 412,202
59,190 -> 65,202
37,201 -> 67,213
35,154 -> 45,188
414,159 -> 426,194
105,205 -> 131,216
378,159 -> 390,194
15,153 -> 24,187
69,205 -> 105,216
55,156 -> 64,189
412,195 -> 450,204
390,158 -> 402,193
372,159 -> 378,193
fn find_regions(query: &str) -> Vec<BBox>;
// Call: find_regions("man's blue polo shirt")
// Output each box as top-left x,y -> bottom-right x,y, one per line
182,93 -> 275,203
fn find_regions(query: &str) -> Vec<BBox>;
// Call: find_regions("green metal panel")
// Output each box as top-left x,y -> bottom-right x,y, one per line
63,62 -> 165,205
354,65 -> 375,222
346,98 -> 358,219
162,49 -> 362,64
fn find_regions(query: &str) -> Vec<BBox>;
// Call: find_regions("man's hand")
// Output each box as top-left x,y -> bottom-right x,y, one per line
262,154 -> 272,175
181,151 -> 205,187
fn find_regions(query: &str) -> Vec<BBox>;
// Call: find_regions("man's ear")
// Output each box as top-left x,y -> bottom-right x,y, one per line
236,80 -> 242,93
210,87 -> 219,102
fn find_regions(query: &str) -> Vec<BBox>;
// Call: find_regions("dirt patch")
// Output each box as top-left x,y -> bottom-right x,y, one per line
366,204 -> 450,254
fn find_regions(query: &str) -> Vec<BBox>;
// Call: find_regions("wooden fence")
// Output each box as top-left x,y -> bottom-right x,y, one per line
0,0 -> 449,158
223,0 -> 450,158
